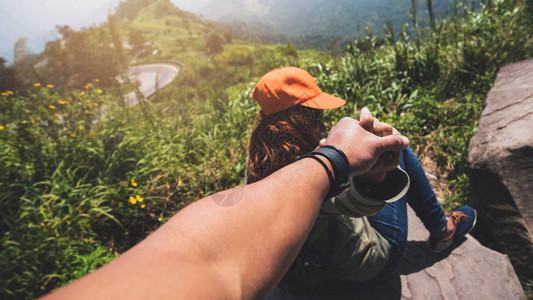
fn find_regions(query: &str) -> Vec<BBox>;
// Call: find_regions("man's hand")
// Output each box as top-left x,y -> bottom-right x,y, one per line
323,115 -> 409,177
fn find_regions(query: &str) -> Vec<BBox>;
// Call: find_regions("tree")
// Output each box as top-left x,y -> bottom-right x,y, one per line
223,31 -> 233,44
38,25 -> 120,89
205,33 -> 224,54
0,58 -> 15,92
13,38 -> 39,91
330,37 -> 342,57
129,29 -> 148,58
279,42 -> 299,65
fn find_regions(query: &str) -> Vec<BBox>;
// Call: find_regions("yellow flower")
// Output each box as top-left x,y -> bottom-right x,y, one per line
49,105 -> 56,110
1,92 -> 6,96
94,78 -> 100,82
87,103 -> 92,108
78,126 -> 84,131
34,83 -> 41,87
31,119 -> 36,124
54,113 -> 59,117
79,91 -> 85,96
58,100 -> 67,105
85,99 -> 91,103
131,179 -> 138,187
136,195 -> 143,203
126,131 -> 131,135
70,133 -> 76,138
141,204 -> 146,209
129,196 -> 137,205
7,91 -> 13,95
85,110 -> 91,114
97,89 -> 103,94
47,84 -> 54,88
85,83 -> 93,89
0,126 -> 4,130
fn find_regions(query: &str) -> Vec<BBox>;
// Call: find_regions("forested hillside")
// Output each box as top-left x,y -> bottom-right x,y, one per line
200,0 -> 463,49
0,0 -> 532,298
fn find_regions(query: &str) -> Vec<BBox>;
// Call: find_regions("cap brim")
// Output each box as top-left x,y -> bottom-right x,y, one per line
300,92 -> 346,110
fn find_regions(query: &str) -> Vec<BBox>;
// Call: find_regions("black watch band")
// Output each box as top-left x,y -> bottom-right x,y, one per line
295,146 -> 351,199
311,146 -> 350,198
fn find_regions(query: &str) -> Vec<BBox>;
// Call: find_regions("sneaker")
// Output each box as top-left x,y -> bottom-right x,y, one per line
426,206 -> 477,253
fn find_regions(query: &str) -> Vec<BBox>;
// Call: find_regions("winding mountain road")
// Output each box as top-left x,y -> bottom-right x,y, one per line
122,63 -> 180,106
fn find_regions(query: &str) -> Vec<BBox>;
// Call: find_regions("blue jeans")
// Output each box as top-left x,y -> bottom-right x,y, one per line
367,147 -> 448,275
268,148 -> 449,299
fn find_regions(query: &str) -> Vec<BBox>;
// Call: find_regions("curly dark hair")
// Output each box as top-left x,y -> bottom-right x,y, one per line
246,105 -> 323,184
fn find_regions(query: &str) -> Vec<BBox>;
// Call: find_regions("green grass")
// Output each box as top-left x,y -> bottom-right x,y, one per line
1,0 -> 532,298
304,0 -> 532,211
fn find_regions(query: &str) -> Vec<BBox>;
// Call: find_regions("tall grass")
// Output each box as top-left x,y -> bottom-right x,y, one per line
0,0 -> 531,298
0,77 -> 259,298
307,0 -> 531,210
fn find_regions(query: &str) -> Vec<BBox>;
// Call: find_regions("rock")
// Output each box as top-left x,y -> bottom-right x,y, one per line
271,207 -> 525,299
398,207 -> 525,300
468,59 -> 533,280
331,207 -> 525,299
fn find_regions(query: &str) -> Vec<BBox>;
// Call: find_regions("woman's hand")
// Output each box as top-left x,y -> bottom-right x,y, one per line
321,116 -> 408,177
355,108 -> 403,183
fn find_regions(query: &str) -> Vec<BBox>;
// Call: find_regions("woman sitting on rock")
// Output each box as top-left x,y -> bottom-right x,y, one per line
245,67 -> 477,298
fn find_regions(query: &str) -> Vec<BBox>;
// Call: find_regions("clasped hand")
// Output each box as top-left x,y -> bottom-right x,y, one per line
320,108 -> 409,180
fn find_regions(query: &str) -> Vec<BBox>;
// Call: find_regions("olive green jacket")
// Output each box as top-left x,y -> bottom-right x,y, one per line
277,167 -> 409,294
244,161 -> 409,292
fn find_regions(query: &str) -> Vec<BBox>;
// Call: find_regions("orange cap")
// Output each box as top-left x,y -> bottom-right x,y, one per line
252,67 -> 346,116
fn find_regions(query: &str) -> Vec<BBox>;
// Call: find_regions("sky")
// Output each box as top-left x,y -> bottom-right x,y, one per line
0,0 -> 207,64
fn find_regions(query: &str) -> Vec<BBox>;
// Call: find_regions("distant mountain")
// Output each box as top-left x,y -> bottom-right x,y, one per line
198,0 -> 454,38
170,0 -> 211,14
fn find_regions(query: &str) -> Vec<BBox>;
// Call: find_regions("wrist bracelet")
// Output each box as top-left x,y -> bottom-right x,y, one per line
312,147 -> 350,197
321,145 -> 349,167
296,146 -> 351,199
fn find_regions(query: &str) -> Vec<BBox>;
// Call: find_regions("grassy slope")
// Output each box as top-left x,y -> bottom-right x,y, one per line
0,1 -> 321,298
0,0 -> 532,298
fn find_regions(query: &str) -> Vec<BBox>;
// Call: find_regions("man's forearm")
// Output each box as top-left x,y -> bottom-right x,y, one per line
45,157 -> 331,299
169,157 -> 332,298
44,116 -> 409,299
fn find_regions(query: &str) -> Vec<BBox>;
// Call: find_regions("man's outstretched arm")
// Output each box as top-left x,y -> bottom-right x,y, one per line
43,117 -> 409,299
